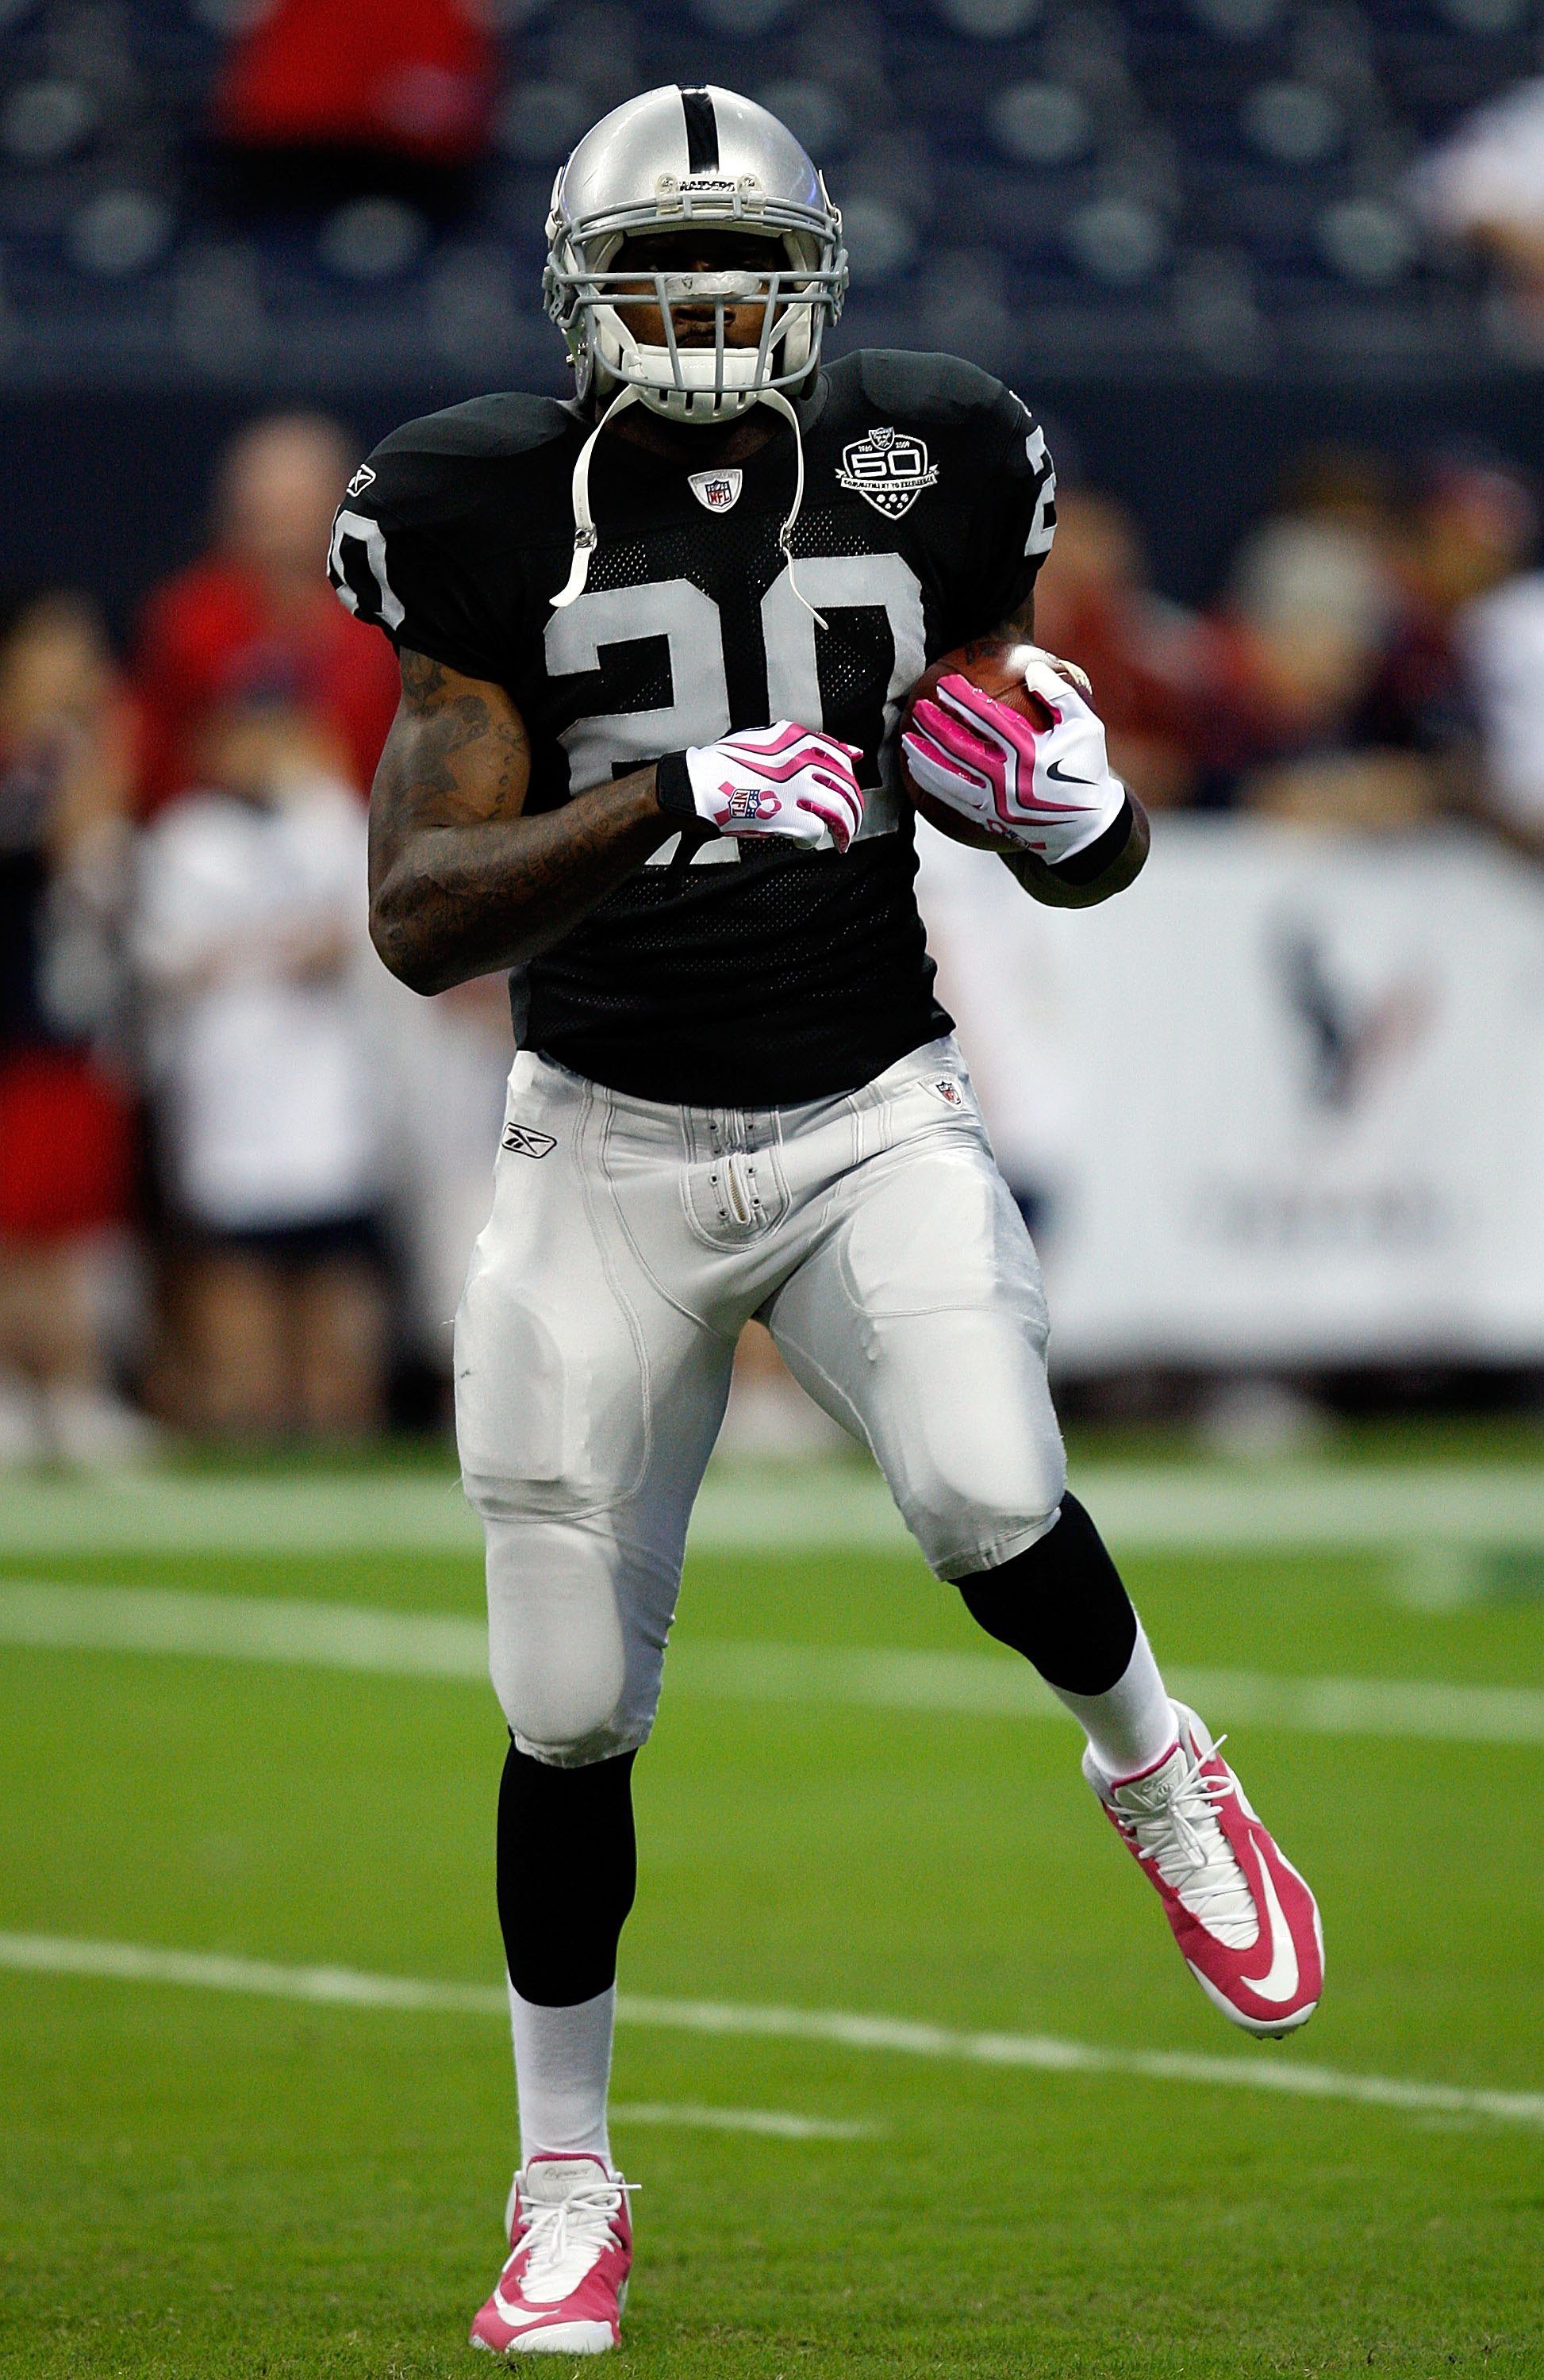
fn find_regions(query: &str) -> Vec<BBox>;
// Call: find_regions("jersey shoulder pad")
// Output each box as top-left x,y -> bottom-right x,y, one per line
835,347 -> 1014,430
351,393 -> 577,526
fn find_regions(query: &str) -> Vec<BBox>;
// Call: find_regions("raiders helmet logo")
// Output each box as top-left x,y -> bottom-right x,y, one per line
689,467 -> 743,513
835,426 -> 939,519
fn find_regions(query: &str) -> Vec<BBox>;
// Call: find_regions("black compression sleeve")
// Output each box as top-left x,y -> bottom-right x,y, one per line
497,1743 -> 638,2006
955,1491 -> 1138,1695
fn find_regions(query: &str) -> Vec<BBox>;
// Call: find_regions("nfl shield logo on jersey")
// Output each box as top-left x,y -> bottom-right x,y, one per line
689,468 -> 743,514
835,426 -> 939,519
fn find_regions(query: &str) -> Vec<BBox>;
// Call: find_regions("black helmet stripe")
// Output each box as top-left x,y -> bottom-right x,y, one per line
679,86 -> 719,175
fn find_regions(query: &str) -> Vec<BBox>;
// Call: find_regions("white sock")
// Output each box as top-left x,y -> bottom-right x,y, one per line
508,1980 -> 615,2167
1050,1623 -> 1177,1782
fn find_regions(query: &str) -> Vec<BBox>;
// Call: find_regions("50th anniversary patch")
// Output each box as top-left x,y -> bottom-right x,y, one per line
835,427 -> 939,520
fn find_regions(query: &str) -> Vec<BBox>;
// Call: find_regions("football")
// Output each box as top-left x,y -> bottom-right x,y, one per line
898,636 -> 1057,849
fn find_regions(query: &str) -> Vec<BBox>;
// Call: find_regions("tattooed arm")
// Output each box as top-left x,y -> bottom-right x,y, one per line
990,589 -> 1150,911
367,648 -> 674,994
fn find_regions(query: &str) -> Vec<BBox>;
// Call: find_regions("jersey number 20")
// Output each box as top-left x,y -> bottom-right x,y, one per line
544,559 -> 926,859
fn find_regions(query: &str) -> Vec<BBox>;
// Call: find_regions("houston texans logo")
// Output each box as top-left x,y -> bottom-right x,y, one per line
1276,931 -> 1432,1111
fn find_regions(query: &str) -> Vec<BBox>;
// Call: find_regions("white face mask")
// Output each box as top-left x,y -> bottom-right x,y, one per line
580,236 -> 819,427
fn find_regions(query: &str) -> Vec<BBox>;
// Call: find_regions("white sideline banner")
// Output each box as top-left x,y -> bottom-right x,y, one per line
916,819 -> 1544,1366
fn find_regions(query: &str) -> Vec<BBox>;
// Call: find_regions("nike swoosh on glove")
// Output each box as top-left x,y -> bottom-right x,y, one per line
901,666 -> 1125,864
657,723 -> 864,854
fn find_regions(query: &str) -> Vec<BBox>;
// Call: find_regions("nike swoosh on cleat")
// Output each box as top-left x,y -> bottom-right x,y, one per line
1044,759 -> 1096,785
1239,1850 -> 1300,2004
493,2290 -> 574,2329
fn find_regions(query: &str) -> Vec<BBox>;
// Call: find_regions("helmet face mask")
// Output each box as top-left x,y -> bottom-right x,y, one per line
544,85 -> 847,424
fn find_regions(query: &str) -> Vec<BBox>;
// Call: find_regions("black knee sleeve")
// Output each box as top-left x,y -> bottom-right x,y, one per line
497,1742 -> 637,2007
956,1491 -> 1137,1695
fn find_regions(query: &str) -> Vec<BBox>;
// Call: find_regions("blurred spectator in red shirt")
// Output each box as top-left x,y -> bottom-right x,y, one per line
1031,489 -> 1206,811
0,589 -> 150,1468
133,413 -> 400,816
135,694 -> 386,1443
213,0 -> 497,216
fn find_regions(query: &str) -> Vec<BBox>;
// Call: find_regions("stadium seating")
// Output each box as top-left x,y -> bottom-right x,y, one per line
0,0 -> 1536,389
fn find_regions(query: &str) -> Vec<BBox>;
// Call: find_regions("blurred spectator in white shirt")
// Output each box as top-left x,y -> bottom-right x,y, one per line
1411,79 -> 1544,340
135,693 -> 386,1438
1457,551 -> 1544,861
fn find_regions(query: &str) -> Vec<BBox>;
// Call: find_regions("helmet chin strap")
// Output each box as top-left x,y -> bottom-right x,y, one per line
550,380 -> 642,610
551,380 -> 827,633
758,386 -> 828,632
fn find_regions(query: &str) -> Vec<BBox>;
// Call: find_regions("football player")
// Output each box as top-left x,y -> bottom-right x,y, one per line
329,84 -> 1323,2359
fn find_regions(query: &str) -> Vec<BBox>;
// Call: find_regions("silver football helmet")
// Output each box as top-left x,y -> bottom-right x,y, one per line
543,83 -> 847,424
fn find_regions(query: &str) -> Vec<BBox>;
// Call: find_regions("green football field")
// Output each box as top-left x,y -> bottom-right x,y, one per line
2,1435 -> 1543,2377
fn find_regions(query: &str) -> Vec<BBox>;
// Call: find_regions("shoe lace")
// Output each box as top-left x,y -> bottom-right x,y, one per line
516,2178 -> 636,2297
1117,1736 -> 1257,1933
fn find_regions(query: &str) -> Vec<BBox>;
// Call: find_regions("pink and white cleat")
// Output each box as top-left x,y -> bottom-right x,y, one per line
1085,1702 -> 1324,2037
469,2152 -> 633,2358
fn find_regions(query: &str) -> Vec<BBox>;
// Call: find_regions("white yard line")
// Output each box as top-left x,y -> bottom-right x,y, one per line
672,1640 -> 1544,1746
0,1475 -> 486,1557
0,1580 -> 490,1679
609,2102 -> 877,2140
0,1929 -> 508,2010
2,1463 -> 1544,1557
2,1579 -> 1542,1746
0,1930 -> 1538,2134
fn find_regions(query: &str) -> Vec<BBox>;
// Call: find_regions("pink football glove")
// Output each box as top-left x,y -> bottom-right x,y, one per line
902,659 -> 1124,864
675,722 -> 865,854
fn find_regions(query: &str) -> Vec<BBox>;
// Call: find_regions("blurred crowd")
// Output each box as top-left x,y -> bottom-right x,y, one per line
0,411 -> 512,1463
3,409 -> 1543,1463
1032,440 -> 1544,843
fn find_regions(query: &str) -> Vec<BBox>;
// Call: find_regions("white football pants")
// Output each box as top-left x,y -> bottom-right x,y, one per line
457,1036 -> 1066,1768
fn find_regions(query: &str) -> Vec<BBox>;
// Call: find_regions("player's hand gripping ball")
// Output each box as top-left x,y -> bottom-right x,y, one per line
900,640 -> 1123,864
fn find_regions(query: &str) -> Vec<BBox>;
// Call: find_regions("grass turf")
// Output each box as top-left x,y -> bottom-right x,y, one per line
2,1456 -> 1542,2375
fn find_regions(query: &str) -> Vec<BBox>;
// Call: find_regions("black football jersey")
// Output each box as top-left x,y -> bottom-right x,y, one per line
329,349 -> 1056,1105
